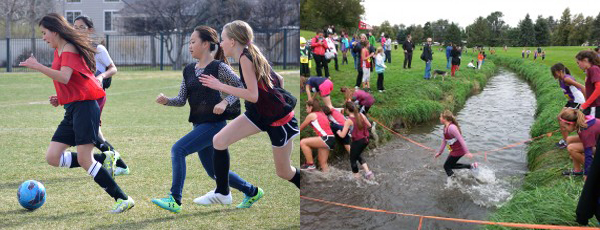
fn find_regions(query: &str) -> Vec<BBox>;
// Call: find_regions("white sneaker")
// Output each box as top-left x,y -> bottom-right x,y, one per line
193,190 -> 232,205
471,162 -> 479,174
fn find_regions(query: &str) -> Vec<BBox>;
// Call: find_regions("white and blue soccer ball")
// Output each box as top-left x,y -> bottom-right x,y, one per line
17,180 -> 46,210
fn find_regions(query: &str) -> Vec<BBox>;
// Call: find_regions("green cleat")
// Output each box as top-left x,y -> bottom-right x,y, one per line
115,167 -> 130,176
236,187 -> 264,208
152,195 -> 181,213
110,196 -> 135,213
102,151 -> 117,178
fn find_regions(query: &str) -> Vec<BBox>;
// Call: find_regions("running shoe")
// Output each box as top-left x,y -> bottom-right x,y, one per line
110,196 -> 135,213
562,169 -> 584,176
556,139 -> 567,149
102,151 -> 117,178
236,187 -> 264,208
364,171 -> 375,180
301,163 -> 316,170
115,167 -> 130,176
152,194 -> 181,213
193,190 -> 232,205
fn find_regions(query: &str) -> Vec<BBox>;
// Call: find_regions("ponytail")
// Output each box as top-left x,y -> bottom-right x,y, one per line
194,25 -> 229,65
441,110 -> 461,134
558,108 -> 588,131
345,101 -> 363,130
223,20 -> 273,88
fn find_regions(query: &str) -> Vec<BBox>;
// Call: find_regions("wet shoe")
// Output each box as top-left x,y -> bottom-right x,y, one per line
556,140 -> 567,149
301,163 -> 316,170
364,171 -> 374,180
562,169 -> 584,176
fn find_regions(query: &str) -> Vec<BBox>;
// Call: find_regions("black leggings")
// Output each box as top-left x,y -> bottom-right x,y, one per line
355,68 -> 363,88
444,155 -> 471,176
350,138 -> 368,173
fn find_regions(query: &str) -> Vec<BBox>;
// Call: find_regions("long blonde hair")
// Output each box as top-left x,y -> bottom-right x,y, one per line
223,20 -> 273,88
441,110 -> 461,134
558,108 -> 588,131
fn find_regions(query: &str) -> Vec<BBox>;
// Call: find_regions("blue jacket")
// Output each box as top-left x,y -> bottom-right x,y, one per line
446,46 -> 452,59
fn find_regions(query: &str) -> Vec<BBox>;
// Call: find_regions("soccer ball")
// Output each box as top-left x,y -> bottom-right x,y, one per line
17,180 -> 46,210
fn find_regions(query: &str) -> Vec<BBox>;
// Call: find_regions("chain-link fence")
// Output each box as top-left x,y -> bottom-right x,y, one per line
1,28 -> 299,72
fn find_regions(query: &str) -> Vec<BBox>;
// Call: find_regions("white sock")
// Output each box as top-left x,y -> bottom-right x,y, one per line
59,151 -> 72,168
87,160 -> 102,177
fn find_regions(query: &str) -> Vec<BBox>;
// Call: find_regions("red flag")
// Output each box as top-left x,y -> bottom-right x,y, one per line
359,21 -> 368,30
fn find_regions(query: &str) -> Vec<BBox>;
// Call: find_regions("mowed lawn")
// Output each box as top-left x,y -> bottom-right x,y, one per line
0,69 -> 300,229
495,46 -> 597,81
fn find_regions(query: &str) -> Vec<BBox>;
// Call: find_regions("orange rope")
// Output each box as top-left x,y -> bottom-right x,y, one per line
368,115 -> 559,158
301,195 -> 600,230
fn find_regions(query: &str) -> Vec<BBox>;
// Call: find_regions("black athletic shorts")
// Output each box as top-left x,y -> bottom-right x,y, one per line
565,101 -> 581,109
51,100 -> 100,146
583,107 -> 600,119
320,135 -> 336,150
264,117 -> 300,147
330,122 -> 352,145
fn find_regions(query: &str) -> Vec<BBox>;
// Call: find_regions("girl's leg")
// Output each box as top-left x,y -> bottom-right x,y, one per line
443,155 -> 462,176
344,144 -> 351,154
300,137 -> 328,165
76,143 -> 129,203
272,140 -> 296,181
198,145 -> 257,196
212,115 -> 261,196
46,142 -> 70,167
350,139 -> 368,175
567,142 -> 584,171
317,148 -> 330,172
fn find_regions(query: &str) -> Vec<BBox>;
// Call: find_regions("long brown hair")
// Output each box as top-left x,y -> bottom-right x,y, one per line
194,26 -> 229,65
345,101 -> 363,130
558,108 -> 588,131
575,50 -> 600,66
441,110 -> 461,134
40,13 -> 96,72
223,20 -> 273,88
306,97 -> 323,113
340,87 -> 355,102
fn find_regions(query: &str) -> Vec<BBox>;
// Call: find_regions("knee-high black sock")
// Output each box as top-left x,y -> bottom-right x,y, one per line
213,148 -> 230,195
88,161 -> 127,201
94,138 -> 112,152
290,167 -> 300,189
115,158 -> 128,169
60,152 -> 105,168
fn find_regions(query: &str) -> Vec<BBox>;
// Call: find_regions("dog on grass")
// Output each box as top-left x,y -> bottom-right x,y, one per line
432,69 -> 448,81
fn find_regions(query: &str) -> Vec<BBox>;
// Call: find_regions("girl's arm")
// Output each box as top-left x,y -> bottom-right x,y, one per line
300,113 -> 316,131
101,63 -> 118,79
19,55 -> 73,84
436,139 -> 447,157
337,119 -> 354,138
564,77 -> 586,96
305,84 -> 313,101
360,113 -> 371,128
581,82 -> 600,110
199,56 -> 259,103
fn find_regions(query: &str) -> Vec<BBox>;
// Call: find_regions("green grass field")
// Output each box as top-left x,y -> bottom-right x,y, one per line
486,47 -> 599,229
0,70 -> 300,229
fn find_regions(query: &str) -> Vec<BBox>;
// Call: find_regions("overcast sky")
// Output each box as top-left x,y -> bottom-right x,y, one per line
362,0 -> 599,28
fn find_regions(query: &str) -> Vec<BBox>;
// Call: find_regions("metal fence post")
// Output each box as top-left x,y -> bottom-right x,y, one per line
7,38 -> 11,72
160,33 -> 164,71
283,29 -> 287,70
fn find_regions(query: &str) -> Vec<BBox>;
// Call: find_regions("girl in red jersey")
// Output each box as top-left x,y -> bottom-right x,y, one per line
19,13 -> 133,213
300,99 -> 335,172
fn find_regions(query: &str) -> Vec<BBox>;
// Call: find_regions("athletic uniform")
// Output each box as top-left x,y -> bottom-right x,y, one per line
50,49 -> 130,207
310,111 -> 335,150
327,109 -> 352,145
578,118 -> 600,175
349,116 -> 369,173
559,74 -> 585,108
239,49 -> 299,147
353,90 -> 375,114
583,66 -> 600,118
306,76 -> 334,97
438,124 -> 472,177
94,44 -> 114,115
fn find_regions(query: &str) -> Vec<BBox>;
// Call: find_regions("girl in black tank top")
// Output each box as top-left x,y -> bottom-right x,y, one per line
199,21 -> 300,199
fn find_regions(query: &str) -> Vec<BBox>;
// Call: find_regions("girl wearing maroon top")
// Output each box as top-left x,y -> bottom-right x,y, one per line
434,110 -> 477,178
337,102 -> 374,179
340,87 -> 375,114
577,50 -> 600,118
300,99 -> 335,172
200,21 -> 300,201
19,13 -> 133,213
559,109 -> 600,178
